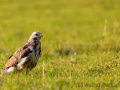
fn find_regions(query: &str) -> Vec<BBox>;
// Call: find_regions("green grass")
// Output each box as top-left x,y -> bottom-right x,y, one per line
0,0 -> 120,89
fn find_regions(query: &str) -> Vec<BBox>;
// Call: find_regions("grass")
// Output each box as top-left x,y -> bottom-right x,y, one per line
0,0 -> 120,89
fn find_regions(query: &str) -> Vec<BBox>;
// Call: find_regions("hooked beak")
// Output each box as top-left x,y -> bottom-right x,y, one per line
40,33 -> 43,38
40,34 -> 43,37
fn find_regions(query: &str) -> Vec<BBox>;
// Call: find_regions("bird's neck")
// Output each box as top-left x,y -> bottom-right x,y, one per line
28,38 -> 40,43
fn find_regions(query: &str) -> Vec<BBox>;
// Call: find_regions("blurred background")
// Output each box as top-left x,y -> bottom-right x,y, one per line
0,0 -> 120,52
0,0 -> 120,89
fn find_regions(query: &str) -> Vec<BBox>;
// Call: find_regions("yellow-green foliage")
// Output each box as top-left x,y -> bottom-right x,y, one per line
0,0 -> 120,90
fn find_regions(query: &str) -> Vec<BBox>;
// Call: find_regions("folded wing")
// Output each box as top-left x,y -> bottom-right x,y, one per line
4,43 -> 33,69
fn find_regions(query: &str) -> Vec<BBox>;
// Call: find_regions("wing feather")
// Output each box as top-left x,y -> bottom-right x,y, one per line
4,43 -> 33,69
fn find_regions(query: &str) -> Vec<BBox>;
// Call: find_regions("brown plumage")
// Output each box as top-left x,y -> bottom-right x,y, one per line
2,31 -> 43,74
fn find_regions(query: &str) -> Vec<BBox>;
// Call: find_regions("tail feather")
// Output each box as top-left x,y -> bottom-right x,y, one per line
1,67 -> 16,75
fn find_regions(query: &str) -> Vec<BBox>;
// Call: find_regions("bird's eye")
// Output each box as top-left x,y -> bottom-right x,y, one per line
35,34 -> 38,36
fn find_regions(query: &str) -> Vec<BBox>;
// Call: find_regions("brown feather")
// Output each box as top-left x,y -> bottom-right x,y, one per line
4,43 -> 31,69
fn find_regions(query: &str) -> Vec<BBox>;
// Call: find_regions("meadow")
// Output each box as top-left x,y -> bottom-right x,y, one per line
0,0 -> 120,89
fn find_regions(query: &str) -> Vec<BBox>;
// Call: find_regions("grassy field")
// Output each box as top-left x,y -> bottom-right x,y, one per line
0,0 -> 120,89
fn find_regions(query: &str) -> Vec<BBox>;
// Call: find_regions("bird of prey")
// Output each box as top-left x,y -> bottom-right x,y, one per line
1,31 -> 43,74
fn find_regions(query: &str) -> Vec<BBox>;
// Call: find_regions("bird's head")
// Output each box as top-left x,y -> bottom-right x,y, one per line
29,31 -> 43,40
